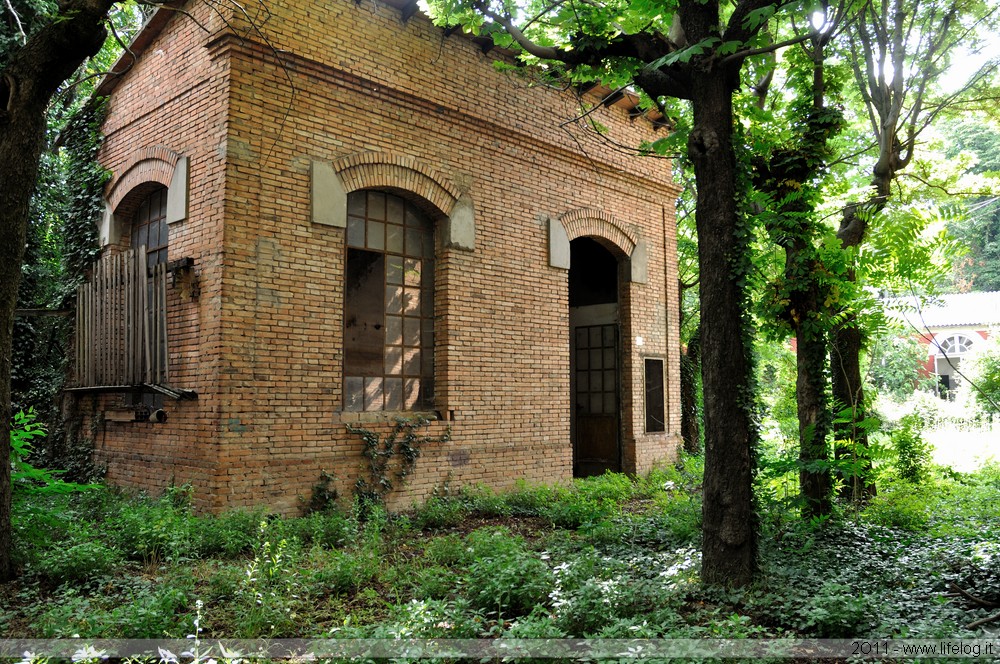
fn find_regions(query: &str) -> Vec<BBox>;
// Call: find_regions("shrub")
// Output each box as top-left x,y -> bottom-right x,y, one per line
422,533 -> 469,567
281,509 -> 358,550
964,335 -> 1000,419
306,547 -> 378,595
33,540 -> 121,584
462,528 -> 553,617
412,495 -> 468,530
798,582 -> 871,637
891,413 -> 932,483
863,488 -> 930,531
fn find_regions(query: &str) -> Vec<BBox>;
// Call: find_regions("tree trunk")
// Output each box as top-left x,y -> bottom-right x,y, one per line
797,331 -> 832,517
831,324 -> 875,499
689,73 -> 758,587
0,0 -> 115,583
680,325 -> 701,455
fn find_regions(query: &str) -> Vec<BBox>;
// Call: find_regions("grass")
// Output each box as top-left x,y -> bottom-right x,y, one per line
3,455 -> 1000,650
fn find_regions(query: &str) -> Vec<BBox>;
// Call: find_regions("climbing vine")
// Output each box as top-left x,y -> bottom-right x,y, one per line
348,416 -> 451,515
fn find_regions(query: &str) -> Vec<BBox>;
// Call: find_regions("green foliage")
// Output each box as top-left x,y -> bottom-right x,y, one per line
411,494 -> 468,530
235,520 -> 302,637
9,465 -> 1000,643
33,540 -> 121,585
462,528 -> 553,617
891,413 -> 933,483
963,335 -> 1000,418
10,409 -> 97,495
867,332 -> 936,401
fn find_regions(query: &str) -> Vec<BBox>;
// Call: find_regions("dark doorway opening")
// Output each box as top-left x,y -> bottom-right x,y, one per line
569,237 -> 621,477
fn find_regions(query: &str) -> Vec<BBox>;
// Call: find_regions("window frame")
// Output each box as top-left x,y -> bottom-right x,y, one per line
342,190 -> 436,413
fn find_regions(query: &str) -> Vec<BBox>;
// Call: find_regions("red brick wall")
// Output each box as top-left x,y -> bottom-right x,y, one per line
85,0 -> 682,513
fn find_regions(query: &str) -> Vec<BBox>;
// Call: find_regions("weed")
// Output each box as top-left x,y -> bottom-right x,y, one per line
32,541 -> 121,585
462,528 -> 553,618
411,495 -> 467,530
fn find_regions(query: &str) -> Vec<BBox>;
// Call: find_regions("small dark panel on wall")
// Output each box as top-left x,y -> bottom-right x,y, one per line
645,358 -> 665,433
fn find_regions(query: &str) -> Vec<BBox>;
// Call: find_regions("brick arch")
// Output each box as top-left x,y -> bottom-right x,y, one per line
107,146 -> 183,213
559,208 -> 637,258
332,151 -> 461,216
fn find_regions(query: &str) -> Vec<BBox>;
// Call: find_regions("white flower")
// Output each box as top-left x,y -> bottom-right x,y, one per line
71,645 -> 107,662
158,647 -> 179,664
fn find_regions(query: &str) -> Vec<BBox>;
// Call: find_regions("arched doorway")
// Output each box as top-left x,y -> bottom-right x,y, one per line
569,237 -> 621,477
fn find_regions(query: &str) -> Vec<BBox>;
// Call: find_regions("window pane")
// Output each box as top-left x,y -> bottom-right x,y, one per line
385,316 -> 402,346
387,224 -> 404,253
591,370 -> 603,391
403,317 -> 420,347
404,378 -> 421,409
406,227 -> 423,258
364,377 -> 383,411
385,345 -> 402,375
367,221 -> 385,251
347,216 -> 365,247
403,347 -> 420,376
386,195 -> 404,222
344,249 -> 385,376
403,287 -> 420,314
347,192 -> 365,217
589,327 -> 602,347
386,285 -> 403,315
367,191 -> 386,220
384,378 -> 403,411
645,359 -> 665,432
345,376 -> 364,412
603,393 -> 616,414
404,258 -> 421,286
386,256 -> 403,285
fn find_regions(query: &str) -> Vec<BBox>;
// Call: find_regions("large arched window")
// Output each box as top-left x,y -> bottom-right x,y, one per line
132,185 -> 169,389
344,190 -> 434,411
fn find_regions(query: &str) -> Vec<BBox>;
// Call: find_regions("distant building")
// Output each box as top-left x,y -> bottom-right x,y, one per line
888,292 -> 1000,398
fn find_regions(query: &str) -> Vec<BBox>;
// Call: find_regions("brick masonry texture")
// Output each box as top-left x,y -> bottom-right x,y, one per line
81,0 -> 684,513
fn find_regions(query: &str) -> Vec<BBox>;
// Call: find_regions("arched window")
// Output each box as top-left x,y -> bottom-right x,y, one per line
131,186 -> 168,267
344,190 -> 434,411
936,333 -> 974,357
132,185 -> 169,389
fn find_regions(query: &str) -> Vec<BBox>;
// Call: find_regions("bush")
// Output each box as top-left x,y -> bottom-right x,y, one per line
33,540 -> 121,584
891,413 -> 932,483
462,528 -> 553,617
412,495 -> 468,530
964,335 -> 1000,419
863,488 -> 930,531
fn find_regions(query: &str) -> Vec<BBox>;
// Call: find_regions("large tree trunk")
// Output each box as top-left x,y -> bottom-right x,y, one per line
831,324 -> 875,499
680,324 -> 701,455
689,73 -> 758,587
0,0 -> 115,583
797,331 -> 832,517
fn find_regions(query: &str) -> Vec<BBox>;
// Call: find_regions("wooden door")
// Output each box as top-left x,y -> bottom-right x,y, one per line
573,323 -> 620,476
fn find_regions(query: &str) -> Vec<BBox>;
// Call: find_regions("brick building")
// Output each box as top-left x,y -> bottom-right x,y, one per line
70,0 -> 683,513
